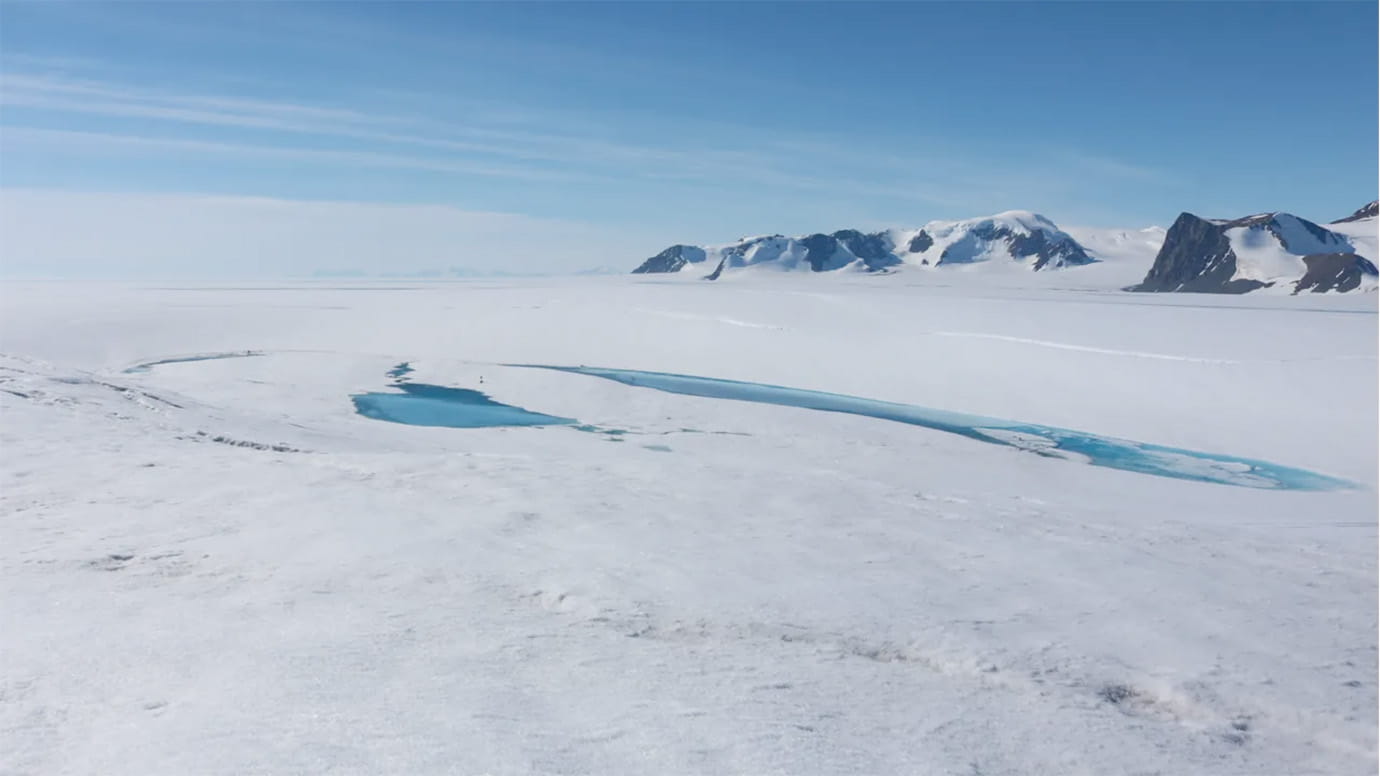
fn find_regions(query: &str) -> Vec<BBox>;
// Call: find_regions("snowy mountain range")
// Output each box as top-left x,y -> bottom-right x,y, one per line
1130,203 -> 1378,294
632,203 -> 1378,294
633,212 -> 1097,277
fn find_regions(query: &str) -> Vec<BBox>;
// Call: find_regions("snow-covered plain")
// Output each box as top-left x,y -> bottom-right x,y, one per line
1,275 -> 1376,775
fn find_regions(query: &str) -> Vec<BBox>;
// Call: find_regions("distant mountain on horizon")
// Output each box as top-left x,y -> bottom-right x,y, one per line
1130,203 -> 1377,294
633,211 -> 1099,278
632,202 -> 1377,294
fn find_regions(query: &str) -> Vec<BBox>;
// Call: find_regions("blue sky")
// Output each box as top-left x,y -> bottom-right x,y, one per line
1,1 -> 1375,276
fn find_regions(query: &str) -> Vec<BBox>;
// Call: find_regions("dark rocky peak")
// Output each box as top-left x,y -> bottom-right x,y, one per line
1130,212 -> 1263,293
1294,253 -> 1378,294
831,229 -> 898,269
798,233 -> 849,272
1131,210 -> 1370,294
907,230 -> 934,253
632,244 -> 706,274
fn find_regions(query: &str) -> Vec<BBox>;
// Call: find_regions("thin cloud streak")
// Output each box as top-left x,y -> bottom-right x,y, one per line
2,73 -> 970,203
1,69 -> 1180,224
1,127 -> 602,183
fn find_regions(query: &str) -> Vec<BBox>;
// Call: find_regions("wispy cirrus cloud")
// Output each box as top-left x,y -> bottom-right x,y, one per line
0,67 -> 1181,231
1,72 -> 385,126
3,127 -> 603,183
3,71 -> 977,208
2,71 -> 798,192
0,72 -> 615,164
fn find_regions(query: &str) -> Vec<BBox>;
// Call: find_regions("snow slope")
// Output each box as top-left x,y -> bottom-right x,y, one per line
1327,214 -> 1379,262
1227,213 -> 1359,285
1,277 -> 1375,775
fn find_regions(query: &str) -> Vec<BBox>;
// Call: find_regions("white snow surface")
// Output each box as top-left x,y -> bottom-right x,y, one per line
1,276 -> 1376,775
1064,224 -> 1166,264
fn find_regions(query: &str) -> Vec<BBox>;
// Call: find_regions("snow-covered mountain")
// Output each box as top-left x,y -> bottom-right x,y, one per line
633,211 -> 1097,277
1131,208 -> 1378,294
631,204 -> 1376,294
1332,200 -> 1378,224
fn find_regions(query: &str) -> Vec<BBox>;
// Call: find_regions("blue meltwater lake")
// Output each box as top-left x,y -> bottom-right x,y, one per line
344,360 -> 1351,491
504,364 -> 1354,492
351,381 -> 576,429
